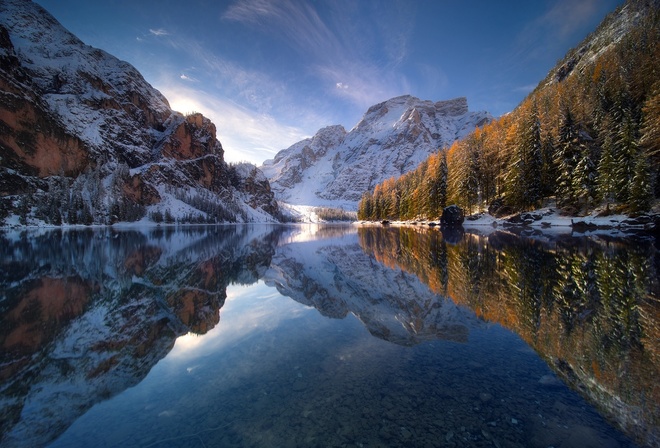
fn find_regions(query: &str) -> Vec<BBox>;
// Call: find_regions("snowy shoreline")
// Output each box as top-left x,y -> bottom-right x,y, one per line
358,203 -> 660,239
2,203 -> 658,240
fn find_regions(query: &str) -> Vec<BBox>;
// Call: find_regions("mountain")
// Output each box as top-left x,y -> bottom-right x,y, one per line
360,0 -> 660,222
0,0 -> 280,226
260,95 -> 492,210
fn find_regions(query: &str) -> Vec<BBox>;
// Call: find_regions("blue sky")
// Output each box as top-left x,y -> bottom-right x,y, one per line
35,0 -> 623,164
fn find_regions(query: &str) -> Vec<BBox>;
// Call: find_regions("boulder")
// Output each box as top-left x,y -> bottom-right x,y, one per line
441,205 -> 464,226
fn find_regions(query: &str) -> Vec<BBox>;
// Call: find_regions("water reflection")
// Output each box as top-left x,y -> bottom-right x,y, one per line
0,225 -> 656,447
263,229 -> 481,346
0,226 -> 283,447
359,226 -> 659,447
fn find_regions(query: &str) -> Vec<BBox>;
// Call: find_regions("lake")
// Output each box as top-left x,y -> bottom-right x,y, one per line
0,224 -> 657,447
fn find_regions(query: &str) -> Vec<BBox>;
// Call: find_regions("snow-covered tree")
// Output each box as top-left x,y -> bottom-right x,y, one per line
505,102 -> 543,209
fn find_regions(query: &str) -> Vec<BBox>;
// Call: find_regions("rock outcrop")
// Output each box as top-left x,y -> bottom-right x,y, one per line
0,0 -> 279,225
441,205 -> 465,226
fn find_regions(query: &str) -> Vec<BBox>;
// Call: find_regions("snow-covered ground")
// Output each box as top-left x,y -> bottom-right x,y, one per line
278,202 -> 357,223
363,201 -> 659,239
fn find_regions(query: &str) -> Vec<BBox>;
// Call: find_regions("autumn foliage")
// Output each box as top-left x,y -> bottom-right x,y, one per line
359,1 -> 660,221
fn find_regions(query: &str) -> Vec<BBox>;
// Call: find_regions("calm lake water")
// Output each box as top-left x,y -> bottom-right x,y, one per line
0,224 -> 658,447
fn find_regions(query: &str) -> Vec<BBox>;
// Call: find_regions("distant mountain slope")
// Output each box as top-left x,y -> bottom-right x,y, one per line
0,0 -> 279,226
260,95 -> 492,209
359,0 -> 660,221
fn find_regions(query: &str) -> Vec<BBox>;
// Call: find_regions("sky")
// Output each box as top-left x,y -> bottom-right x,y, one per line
35,0 -> 623,165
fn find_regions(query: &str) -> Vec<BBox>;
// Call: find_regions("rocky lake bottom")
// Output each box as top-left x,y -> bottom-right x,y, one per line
1,225 -> 656,447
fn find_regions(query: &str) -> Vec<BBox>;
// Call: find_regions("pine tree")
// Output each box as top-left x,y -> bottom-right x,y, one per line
572,133 -> 598,210
358,191 -> 373,220
427,150 -> 448,218
506,103 -> 543,209
639,85 -> 660,198
555,109 -> 582,208
614,109 -> 640,203
540,133 -> 557,200
630,149 -> 654,213
597,132 -> 617,205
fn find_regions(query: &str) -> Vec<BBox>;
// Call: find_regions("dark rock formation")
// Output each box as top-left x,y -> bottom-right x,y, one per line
441,205 -> 464,227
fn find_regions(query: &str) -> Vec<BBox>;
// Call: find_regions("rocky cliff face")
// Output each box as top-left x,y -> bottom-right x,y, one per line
260,95 -> 492,209
0,0 -> 279,225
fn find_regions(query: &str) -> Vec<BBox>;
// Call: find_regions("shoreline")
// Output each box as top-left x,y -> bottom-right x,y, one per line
357,203 -> 660,240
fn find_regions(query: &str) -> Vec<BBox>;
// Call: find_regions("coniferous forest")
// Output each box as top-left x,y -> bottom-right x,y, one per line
358,1 -> 660,221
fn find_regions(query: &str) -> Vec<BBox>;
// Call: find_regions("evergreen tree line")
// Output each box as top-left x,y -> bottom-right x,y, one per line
314,207 -> 357,222
12,163 -> 144,226
359,4 -> 660,221
163,185 -> 247,224
2,163 -> 251,226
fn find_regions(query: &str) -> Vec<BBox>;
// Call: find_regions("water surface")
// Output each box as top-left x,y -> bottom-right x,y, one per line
0,225 -> 657,447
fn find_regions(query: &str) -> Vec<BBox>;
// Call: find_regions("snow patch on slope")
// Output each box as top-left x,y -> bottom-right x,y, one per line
261,95 -> 492,210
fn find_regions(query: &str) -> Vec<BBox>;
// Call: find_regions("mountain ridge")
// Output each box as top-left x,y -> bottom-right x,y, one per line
260,94 -> 492,211
0,0 -> 280,226
358,0 -> 660,222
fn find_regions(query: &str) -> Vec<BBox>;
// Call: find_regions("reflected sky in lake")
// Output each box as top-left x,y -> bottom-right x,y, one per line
50,281 -> 587,448
0,225 -> 656,447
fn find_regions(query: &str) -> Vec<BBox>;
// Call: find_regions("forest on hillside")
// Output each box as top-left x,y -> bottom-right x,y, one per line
358,1 -> 660,221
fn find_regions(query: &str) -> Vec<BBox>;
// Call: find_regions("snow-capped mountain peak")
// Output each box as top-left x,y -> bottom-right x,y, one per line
261,95 -> 492,210
0,0 -> 280,225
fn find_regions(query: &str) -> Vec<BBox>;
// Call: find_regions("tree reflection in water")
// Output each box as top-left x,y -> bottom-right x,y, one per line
359,226 -> 659,447
0,225 -> 657,447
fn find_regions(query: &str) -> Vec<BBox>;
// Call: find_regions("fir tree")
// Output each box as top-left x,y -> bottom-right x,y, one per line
506,104 -> 543,209
555,109 -> 584,208
572,132 -> 598,210
540,133 -> 557,200
639,84 -> 660,197
358,192 -> 373,220
614,109 -> 640,203
597,133 -> 617,205
630,149 -> 654,213
427,150 -> 448,218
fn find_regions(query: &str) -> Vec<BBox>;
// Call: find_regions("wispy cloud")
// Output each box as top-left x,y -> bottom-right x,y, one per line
223,0 -> 415,111
149,28 -> 170,36
314,62 -> 404,111
158,78 -> 310,164
179,73 -> 198,82
539,0 -> 601,39
162,34 -> 288,115
513,84 -> 537,93
223,0 -> 338,58
415,64 -> 449,95
513,0 -> 603,62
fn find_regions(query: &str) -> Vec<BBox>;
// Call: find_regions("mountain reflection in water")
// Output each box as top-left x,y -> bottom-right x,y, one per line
359,226 -> 659,447
0,225 -> 656,447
